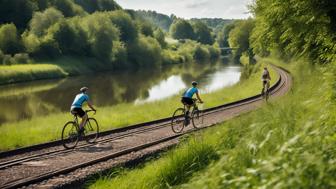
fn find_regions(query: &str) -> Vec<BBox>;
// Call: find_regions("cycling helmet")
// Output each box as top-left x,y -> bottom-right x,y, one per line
192,81 -> 198,86
80,87 -> 88,93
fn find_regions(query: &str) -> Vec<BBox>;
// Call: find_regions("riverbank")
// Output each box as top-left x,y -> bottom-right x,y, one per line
0,56 -> 119,85
88,58 -> 336,189
0,61 -> 277,151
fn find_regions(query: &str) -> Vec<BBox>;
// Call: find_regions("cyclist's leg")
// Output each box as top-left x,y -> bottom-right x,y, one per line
78,109 -> 87,131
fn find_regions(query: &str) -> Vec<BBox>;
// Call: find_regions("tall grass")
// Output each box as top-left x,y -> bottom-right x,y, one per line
87,58 -> 336,188
0,64 -> 67,85
0,62 -> 274,151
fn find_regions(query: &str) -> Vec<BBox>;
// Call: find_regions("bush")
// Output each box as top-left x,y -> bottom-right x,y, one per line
0,50 -> 4,64
127,35 -> 162,67
161,49 -> 183,65
12,53 -> 30,64
0,23 -> 22,54
193,45 -> 210,60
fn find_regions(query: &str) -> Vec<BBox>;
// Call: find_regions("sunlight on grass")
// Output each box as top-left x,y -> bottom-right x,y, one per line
0,61 -> 274,151
86,58 -> 336,189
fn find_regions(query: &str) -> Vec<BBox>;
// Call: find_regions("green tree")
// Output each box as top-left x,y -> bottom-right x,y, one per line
29,8 -> 64,37
217,23 -> 235,47
0,23 -> 22,54
74,0 -> 121,13
53,0 -> 86,17
109,10 -> 138,42
192,21 -> 214,45
139,21 -> 154,37
228,19 -> 255,62
170,19 -> 195,40
154,28 -> 167,48
0,0 -> 38,29
250,0 -> 336,62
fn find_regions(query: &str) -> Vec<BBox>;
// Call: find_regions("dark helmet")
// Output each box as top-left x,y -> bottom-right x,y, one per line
192,81 -> 198,86
80,87 -> 88,93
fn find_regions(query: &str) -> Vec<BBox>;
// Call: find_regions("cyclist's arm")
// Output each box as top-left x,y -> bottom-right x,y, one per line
196,92 -> 203,103
87,100 -> 96,111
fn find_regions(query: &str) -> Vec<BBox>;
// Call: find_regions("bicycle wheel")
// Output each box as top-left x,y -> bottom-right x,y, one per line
171,108 -> 185,133
191,108 -> 203,129
62,121 -> 79,149
85,118 -> 99,144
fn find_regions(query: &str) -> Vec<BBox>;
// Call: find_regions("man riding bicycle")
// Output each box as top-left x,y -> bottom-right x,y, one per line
181,81 -> 203,125
261,67 -> 271,95
70,87 -> 96,133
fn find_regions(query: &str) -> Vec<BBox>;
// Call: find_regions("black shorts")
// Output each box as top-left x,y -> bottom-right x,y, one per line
71,107 -> 85,117
181,97 -> 194,105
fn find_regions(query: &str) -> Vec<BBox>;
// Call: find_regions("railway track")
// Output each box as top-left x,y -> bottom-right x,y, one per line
0,66 -> 291,189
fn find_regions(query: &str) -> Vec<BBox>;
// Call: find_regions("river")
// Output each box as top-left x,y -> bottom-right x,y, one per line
0,60 -> 241,125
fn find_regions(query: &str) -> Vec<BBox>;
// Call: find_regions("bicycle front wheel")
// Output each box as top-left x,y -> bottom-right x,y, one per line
85,118 -> 99,144
171,108 -> 185,133
62,121 -> 79,149
191,109 -> 203,129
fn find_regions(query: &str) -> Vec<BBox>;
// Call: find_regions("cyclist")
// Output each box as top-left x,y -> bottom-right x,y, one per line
261,67 -> 271,95
181,81 -> 203,125
70,87 -> 96,133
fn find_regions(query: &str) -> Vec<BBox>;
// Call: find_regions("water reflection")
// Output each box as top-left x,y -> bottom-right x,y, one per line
0,61 -> 241,125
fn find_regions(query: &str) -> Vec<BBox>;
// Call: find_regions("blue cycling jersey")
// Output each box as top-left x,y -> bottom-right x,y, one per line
183,87 -> 198,98
71,93 -> 89,109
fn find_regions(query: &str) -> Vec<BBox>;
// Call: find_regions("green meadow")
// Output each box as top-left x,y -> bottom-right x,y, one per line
0,61 -> 276,151
87,58 -> 336,189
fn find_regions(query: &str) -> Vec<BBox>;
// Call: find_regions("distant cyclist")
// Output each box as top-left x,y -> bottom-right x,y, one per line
181,81 -> 203,125
261,67 -> 271,95
70,87 -> 96,133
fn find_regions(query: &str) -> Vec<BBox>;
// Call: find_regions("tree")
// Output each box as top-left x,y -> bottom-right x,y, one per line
109,10 -> 138,43
154,28 -> 167,48
0,23 -> 22,54
53,0 -> 86,17
192,21 -> 214,45
74,0 -> 121,13
0,0 -> 38,29
29,8 -> 64,37
228,19 -> 255,62
217,23 -> 235,47
169,19 -> 195,40
250,0 -> 336,62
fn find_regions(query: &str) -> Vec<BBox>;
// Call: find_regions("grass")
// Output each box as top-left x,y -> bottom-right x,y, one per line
0,56 -> 113,85
87,58 -> 336,189
0,64 -> 67,85
0,62 -> 275,151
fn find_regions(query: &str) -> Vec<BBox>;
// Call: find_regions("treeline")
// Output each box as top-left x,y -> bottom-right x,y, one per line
0,0 -> 220,68
220,0 -> 336,64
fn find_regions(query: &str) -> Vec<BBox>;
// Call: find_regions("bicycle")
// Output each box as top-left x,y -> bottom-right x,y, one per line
61,110 -> 99,149
261,80 -> 270,101
171,99 -> 204,133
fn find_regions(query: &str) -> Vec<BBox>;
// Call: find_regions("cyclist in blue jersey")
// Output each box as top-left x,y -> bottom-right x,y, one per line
70,87 -> 96,133
181,81 -> 203,125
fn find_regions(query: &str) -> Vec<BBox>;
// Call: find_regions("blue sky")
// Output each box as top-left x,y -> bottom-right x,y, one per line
115,0 -> 252,19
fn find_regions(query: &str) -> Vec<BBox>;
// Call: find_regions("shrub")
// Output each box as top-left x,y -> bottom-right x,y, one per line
127,35 -> 162,67
12,53 -> 30,64
0,23 -> 22,54
193,45 -> 210,60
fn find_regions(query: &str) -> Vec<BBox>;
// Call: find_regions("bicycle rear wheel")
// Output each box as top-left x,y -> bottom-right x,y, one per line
85,118 -> 99,144
62,121 -> 79,149
191,109 -> 203,129
171,108 -> 185,133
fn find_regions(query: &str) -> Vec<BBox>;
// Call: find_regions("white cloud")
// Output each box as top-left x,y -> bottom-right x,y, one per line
116,0 -> 252,19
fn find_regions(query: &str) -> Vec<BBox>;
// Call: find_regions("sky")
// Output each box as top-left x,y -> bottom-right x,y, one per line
115,0 -> 253,19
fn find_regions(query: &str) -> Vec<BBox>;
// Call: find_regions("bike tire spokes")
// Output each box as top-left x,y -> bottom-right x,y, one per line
62,122 -> 79,149
85,118 -> 99,144
192,109 -> 203,129
171,108 -> 185,133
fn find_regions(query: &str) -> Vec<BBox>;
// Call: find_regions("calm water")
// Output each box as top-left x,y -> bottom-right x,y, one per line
0,61 -> 241,125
